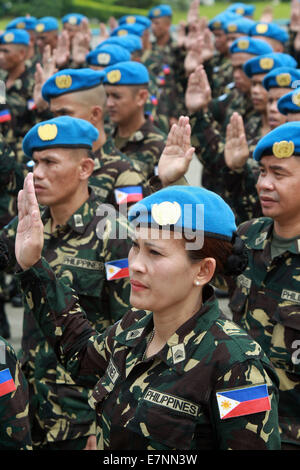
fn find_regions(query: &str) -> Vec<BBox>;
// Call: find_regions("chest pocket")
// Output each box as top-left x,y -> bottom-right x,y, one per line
58,260 -> 106,297
125,389 -> 200,450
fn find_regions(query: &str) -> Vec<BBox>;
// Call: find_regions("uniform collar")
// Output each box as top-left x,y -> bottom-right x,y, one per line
246,218 -> 300,254
41,189 -> 99,235
114,285 -> 222,374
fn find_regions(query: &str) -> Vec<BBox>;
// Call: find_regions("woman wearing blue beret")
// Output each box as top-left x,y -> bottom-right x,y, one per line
14,122 -> 280,450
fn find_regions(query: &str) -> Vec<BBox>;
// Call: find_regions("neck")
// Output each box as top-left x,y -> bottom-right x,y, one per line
93,123 -> 107,151
155,32 -> 170,46
6,63 -> 25,86
117,112 -> 146,138
50,185 -> 89,231
273,218 -> 300,239
152,292 -> 203,343
260,109 -> 270,136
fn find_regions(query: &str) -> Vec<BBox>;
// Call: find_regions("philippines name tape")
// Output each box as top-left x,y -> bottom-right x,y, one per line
216,383 -> 271,419
0,368 -> 16,398
114,186 -> 143,205
143,388 -> 199,417
105,258 -> 129,280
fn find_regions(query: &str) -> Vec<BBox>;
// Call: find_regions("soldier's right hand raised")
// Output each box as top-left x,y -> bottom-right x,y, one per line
185,65 -> 211,114
16,173 -> 44,271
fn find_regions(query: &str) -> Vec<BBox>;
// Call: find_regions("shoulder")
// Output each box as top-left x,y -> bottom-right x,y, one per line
237,217 -> 273,240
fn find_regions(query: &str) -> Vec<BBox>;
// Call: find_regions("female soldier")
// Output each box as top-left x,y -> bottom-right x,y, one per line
14,131 -> 280,451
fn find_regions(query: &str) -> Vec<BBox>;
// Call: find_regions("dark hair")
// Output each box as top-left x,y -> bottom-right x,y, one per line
184,232 -> 248,276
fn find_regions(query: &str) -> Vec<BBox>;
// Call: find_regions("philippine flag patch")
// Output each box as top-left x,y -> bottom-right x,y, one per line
216,384 -> 271,420
0,109 -> 11,123
105,258 -> 129,280
0,368 -> 16,398
114,186 -> 143,205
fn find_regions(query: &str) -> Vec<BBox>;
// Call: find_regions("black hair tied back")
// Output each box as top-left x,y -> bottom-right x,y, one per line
224,232 -> 248,276
0,240 -> 10,271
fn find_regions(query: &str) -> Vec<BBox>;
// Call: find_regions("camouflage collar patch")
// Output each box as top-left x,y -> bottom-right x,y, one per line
126,328 -> 145,341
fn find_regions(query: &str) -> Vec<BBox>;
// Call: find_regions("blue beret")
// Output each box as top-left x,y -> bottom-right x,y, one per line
208,12 -> 241,31
277,87 -> 300,115
263,67 -> 300,90
86,44 -> 131,67
0,29 -> 30,45
253,121 -> 300,161
230,36 -> 273,55
226,3 -> 255,16
148,4 -> 172,19
6,16 -> 36,31
118,15 -> 151,29
103,61 -> 149,85
96,34 -> 142,53
128,186 -> 237,241
243,53 -> 297,77
224,17 -> 255,35
35,17 -> 59,33
22,116 -> 99,158
62,13 -> 87,25
41,68 -> 104,102
111,23 -> 147,38
249,22 -> 289,44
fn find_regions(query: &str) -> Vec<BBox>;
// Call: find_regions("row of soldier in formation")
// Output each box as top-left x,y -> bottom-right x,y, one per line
0,0 -> 299,451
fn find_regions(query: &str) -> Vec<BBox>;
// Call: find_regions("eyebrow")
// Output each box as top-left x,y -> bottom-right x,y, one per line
259,162 -> 291,172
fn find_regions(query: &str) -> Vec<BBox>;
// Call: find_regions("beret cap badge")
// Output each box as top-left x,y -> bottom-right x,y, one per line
97,53 -> 111,65
256,23 -> 268,34
35,23 -> 45,32
4,33 -> 14,42
151,201 -> 181,226
237,39 -> 249,49
37,123 -> 58,141
292,91 -> 300,107
55,74 -> 72,89
275,73 -> 291,87
259,57 -> 274,70
107,69 -> 121,83
272,140 -> 295,159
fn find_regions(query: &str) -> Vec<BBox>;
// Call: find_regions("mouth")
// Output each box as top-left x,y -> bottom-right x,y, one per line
130,280 -> 148,291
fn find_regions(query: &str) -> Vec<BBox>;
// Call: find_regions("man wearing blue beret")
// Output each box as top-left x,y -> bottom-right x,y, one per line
0,29 -> 37,160
35,16 -> 59,56
277,85 -> 300,121
5,16 -> 38,73
103,61 -> 166,180
250,21 -> 288,53
227,121 -> 300,450
0,115 -> 135,450
62,13 -> 88,43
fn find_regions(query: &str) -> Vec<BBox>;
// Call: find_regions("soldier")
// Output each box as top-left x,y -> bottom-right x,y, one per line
222,64 -> 300,224
0,116 -> 133,450
102,61 -> 166,180
249,21 -> 289,53
0,29 -> 36,160
0,336 -> 32,449
224,16 -> 255,50
185,37 -> 273,193
228,121 -> 300,449
61,13 -> 88,43
34,16 -> 59,60
15,178 -> 281,450
5,16 -> 39,74
86,44 -> 131,69
277,85 -> 300,121
40,67 -> 148,210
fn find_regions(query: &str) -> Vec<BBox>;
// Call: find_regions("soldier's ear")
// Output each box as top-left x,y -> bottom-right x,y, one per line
90,106 -> 103,126
136,88 -> 149,107
79,156 -> 94,180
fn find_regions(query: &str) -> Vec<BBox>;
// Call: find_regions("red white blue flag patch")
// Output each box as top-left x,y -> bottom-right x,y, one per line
216,384 -> 271,420
105,258 -> 129,280
114,186 -> 143,205
0,109 -> 11,123
0,368 -> 16,398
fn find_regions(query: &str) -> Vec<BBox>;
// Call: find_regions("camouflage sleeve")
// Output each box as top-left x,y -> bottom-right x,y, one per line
211,360 -> 280,449
0,338 -> 32,449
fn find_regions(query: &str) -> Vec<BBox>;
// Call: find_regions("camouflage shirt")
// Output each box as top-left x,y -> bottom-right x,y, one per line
1,190 -> 133,447
17,268 -> 280,450
229,217 -> 300,447
204,53 -> 234,99
0,337 -> 32,450
111,117 -> 166,180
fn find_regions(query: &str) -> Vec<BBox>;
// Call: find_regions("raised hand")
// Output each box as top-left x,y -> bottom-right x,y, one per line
184,34 -> 204,75
72,20 -> 91,65
158,116 -> 195,186
224,112 -> 249,170
16,173 -> 44,271
185,65 -> 212,114
54,30 -> 70,68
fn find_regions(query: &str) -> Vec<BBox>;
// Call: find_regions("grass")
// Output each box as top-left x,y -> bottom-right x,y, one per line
0,1 -> 291,30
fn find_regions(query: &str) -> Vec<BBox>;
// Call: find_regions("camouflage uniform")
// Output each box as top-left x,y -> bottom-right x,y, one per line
204,53 -> 234,99
229,217 -> 300,448
1,191 -> 133,448
0,337 -> 32,450
89,136 -> 147,210
0,67 -> 36,162
17,270 -> 281,450
111,117 -> 166,180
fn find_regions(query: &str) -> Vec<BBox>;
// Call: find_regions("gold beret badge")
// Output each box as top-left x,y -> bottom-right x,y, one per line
272,141 -> 295,159
151,201 -> 181,226
37,124 -> 58,141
